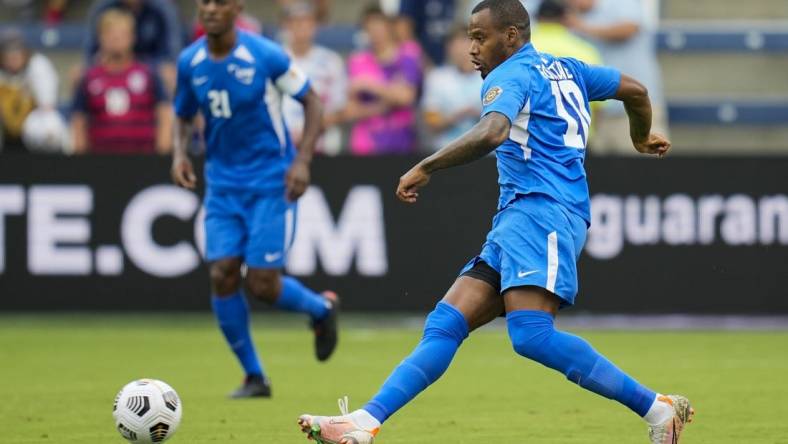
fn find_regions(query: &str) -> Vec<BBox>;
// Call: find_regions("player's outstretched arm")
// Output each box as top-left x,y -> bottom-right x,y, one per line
170,116 -> 197,190
286,88 -> 324,202
615,74 -> 671,157
396,112 -> 510,204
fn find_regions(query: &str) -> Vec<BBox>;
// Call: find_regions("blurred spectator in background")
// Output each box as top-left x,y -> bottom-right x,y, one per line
391,14 -> 424,62
346,5 -> 422,155
277,0 -> 332,22
192,11 -> 261,40
421,25 -> 481,151
397,0 -> 456,65
71,9 -> 171,154
531,0 -> 601,64
530,0 -> 603,143
567,0 -> 668,154
0,0 -> 35,21
0,29 -> 67,153
83,0 -> 181,92
280,2 -> 347,156
44,0 -> 69,25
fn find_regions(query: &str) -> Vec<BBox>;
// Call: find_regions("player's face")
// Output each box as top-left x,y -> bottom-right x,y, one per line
468,9 -> 511,79
197,0 -> 241,37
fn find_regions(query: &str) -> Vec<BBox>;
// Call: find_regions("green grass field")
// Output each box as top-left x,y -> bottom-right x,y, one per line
1,314 -> 787,444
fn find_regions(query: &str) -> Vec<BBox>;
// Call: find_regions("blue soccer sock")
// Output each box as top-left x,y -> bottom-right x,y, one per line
507,310 -> 656,417
363,302 -> 469,424
211,292 -> 264,378
274,276 -> 330,321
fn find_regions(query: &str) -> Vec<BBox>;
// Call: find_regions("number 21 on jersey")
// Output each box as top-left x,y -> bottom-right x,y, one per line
550,80 -> 591,149
208,90 -> 232,118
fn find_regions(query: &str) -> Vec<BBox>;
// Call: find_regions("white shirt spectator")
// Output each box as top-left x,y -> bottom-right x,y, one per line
422,64 -> 483,150
282,45 -> 347,156
578,0 -> 664,116
0,51 -> 66,152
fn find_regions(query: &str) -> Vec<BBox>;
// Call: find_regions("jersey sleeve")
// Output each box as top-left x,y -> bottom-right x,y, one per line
266,43 -> 311,100
480,66 -> 529,124
173,55 -> 198,119
570,59 -> 622,102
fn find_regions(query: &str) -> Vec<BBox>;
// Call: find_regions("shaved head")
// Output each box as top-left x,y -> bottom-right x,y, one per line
471,0 -> 531,42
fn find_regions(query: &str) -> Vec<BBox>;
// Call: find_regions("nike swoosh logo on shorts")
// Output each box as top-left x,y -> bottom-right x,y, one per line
517,270 -> 539,278
264,252 -> 283,262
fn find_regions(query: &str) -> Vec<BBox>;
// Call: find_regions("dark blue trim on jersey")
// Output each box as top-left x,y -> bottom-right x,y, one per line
292,79 -> 311,102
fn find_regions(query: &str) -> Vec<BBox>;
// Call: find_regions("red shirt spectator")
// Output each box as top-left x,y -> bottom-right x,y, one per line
71,8 -> 172,154
73,61 -> 165,153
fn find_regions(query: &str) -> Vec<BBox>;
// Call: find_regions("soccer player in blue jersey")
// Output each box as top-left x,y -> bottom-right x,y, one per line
298,0 -> 693,442
171,0 -> 339,398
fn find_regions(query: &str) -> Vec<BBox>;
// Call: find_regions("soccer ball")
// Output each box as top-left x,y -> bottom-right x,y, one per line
113,379 -> 183,443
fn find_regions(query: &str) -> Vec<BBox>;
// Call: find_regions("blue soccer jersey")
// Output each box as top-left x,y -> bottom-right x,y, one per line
480,43 -> 621,224
460,43 -> 621,303
174,31 -> 310,193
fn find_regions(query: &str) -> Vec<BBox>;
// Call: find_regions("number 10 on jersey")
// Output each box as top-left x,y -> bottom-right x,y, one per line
550,80 -> 591,149
208,90 -> 232,118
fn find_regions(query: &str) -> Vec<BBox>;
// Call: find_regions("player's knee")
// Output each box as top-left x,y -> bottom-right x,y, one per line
244,273 -> 281,303
510,332 -> 550,361
423,302 -> 469,343
210,261 -> 241,296
507,312 -> 555,361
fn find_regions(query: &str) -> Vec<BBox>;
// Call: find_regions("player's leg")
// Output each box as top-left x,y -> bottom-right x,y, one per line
504,287 -> 693,442
204,189 -> 269,398
298,274 -> 503,444
499,197 -> 692,442
244,195 -> 338,361
504,286 -> 660,416
245,268 -> 331,322
362,274 -> 503,423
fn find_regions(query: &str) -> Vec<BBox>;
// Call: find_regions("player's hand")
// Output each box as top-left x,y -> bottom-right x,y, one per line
171,155 -> 197,190
634,133 -> 671,158
286,158 -> 311,201
397,164 -> 431,204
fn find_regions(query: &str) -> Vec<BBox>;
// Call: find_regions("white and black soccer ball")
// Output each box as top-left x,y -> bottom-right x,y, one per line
113,379 -> 183,443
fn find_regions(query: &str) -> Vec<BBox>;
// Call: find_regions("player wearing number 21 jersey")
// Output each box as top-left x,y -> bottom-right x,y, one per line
172,0 -> 338,400
298,1 -> 692,443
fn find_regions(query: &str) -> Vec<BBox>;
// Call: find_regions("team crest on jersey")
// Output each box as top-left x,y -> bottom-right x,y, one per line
228,64 -> 255,85
127,70 -> 147,94
483,87 -> 503,106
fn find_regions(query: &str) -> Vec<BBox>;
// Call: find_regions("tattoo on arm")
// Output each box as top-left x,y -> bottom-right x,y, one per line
421,112 -> 510,173
173,117 -> 194,159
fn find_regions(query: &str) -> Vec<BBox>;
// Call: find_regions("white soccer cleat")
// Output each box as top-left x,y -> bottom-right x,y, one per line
297,397 -> 378,444
648,395 -> 695,444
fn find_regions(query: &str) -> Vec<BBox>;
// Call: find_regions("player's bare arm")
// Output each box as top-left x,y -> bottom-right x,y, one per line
615,73 -> 671,157
396,112 -> 510,204
171,116 -> 197,190
286,88 -> 323,202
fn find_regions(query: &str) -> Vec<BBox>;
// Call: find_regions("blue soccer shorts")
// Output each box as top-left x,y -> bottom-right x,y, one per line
204,188 -> 296,269
460,193 -> 588,306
